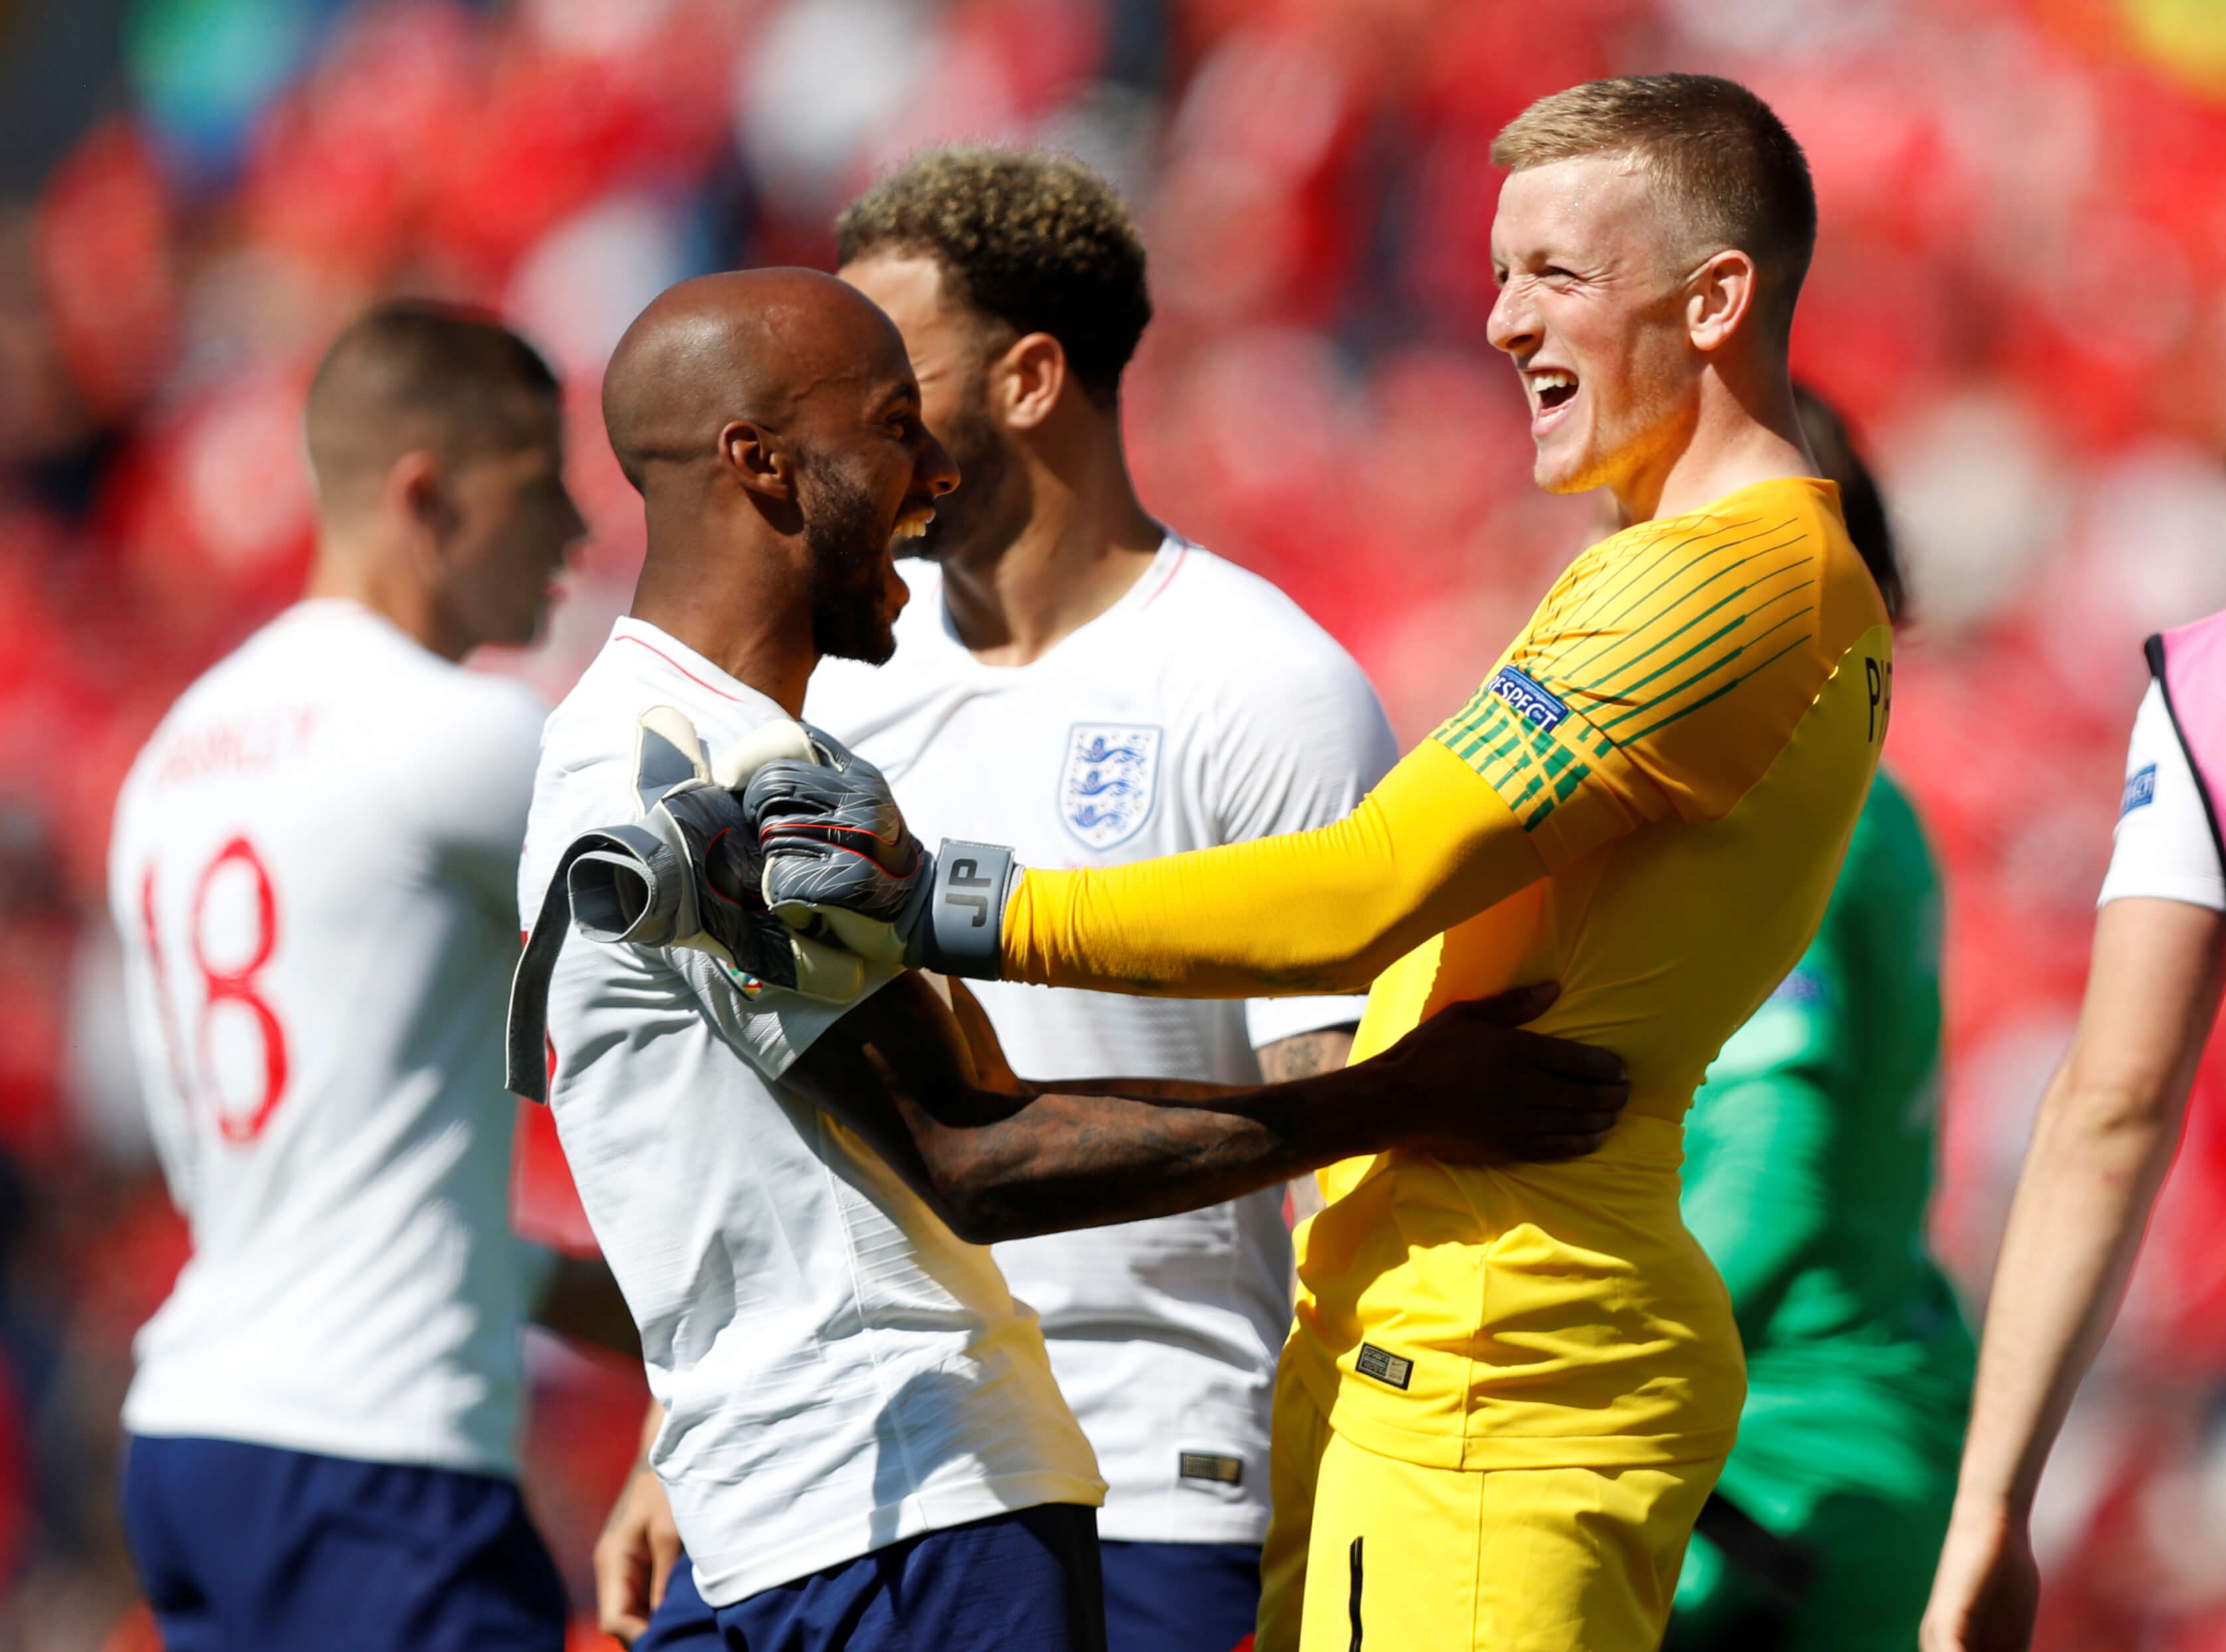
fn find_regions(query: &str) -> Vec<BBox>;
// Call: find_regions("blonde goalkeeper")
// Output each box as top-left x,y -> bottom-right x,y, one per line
749,75 -> 1890,1652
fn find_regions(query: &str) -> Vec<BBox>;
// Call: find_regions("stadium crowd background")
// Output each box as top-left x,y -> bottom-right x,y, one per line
3,0 -> 2226,1645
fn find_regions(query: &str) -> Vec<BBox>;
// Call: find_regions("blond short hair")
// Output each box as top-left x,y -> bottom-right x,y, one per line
1493,74 -> 1816,340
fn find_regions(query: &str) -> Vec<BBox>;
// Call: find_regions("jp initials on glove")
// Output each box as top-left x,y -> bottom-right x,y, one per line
742,733 -> 1020,980
505,709 -> 867,1102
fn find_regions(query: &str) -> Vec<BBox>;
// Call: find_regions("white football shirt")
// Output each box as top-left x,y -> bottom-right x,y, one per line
522,617 -> 1102,1608
110,599 -> 551,1476
2099,680 -> 2226,911
807,536 -> 1397,1544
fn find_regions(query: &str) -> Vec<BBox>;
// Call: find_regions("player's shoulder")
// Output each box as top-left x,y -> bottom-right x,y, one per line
1139,542 -> 1377,698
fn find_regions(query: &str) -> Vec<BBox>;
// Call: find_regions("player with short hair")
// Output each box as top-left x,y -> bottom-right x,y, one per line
1663,388 -> 1974,1652
821,148 -> 1385,1650
750,74 -> 1889,1651
605,147 -> 1393,1652
109,301 -> 625,1651
520,265 -> 1627,1652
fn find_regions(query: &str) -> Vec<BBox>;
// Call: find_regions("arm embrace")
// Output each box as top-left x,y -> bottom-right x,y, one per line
785,972 -> 1626,1245
1002,739 -> 1552,998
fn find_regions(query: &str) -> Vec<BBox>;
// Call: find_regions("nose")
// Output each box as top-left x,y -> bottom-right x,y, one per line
1486,278 -> 1536,360
917,429 -> 959,498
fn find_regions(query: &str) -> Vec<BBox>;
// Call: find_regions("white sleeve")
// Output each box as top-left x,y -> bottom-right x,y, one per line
2097,680 -> 2225,912
419,678 -> 548,922
1209,643 -> 1402,1050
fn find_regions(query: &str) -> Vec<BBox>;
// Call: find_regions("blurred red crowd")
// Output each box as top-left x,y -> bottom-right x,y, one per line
6,0 -> 2226,1644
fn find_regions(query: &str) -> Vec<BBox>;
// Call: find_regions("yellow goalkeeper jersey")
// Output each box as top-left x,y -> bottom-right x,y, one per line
1003,476 -> 1891,1471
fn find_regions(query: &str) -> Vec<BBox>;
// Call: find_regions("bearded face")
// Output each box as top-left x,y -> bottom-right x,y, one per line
908,370 -> 1018,565
797,446 -> 902,664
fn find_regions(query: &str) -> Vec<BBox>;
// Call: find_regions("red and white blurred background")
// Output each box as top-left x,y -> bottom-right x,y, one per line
5,0 -> 2226,1645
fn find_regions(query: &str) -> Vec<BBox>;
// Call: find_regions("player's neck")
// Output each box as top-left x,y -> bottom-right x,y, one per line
630,508 -> 818,717
1613,368 -> 1814,525
302,536 -> 472,662
939,421 -> 1161,668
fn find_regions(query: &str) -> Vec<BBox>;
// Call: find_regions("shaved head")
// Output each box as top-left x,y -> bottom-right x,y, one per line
602,267 -> 915,490
608,267 -> 958,678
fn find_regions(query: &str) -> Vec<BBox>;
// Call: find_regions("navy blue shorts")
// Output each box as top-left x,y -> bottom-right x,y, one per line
1099,1540 -> 1260,1652
637,1504 -> 1104,1651
121,1434 -> 566,1652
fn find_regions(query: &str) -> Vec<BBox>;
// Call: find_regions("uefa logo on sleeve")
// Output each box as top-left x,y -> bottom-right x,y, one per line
1060,725 -> 1162,850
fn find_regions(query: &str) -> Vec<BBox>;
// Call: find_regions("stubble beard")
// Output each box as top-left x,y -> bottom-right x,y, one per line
912,380 -> 1018,565
799,451 -> 898,666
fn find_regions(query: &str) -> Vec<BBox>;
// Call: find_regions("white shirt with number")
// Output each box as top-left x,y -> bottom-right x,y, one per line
522,617 -> 1102,1607
109,600 -> 550,1476
807,536 -> 1397,1544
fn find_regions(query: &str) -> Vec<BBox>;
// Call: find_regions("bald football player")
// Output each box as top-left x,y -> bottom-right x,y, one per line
514,267 -> 1628,1652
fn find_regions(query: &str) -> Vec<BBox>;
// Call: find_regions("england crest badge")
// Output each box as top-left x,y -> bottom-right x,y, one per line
1060,724 -> 1162,850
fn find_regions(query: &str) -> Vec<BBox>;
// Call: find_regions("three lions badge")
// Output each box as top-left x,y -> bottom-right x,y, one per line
1061,725 -> 1161,850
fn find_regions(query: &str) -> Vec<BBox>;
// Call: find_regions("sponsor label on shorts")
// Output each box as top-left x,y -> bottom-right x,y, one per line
1177,1452 -> 1243,1485
1355,1342 -> 1413,1390
1487,666 -> 1569,733
2122,762 -> 2158,817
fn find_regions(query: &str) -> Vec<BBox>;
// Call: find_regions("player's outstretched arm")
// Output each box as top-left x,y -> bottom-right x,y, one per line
753,737 -> 1556,998
1922,895 -> 2226,1652
783,973 -> 1627,1244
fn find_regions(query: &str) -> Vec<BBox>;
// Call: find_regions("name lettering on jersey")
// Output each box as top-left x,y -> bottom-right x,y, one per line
2122,763 -> 2158,818
1177,1451 -> 1243,1485
1486,666 -> 1569,734
154,708 -> 319,788
1060,724 -> 1162,850
1355,1341 -> 1413,1390
1864,656 -> 1893,743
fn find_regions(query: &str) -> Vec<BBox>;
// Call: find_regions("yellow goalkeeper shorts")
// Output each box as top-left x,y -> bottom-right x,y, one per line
1258,1357 -> 1725,1651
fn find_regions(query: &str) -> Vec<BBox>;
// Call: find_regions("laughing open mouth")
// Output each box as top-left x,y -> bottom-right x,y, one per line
1530,368 -> 1577,412
890,504 -> 935,548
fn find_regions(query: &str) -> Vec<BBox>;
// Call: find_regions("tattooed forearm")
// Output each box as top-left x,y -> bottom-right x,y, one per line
1256,1026 -> 1358,1085
796,974 -> 1358,1243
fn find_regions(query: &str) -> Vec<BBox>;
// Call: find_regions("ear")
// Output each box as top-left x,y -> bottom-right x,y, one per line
718,419 -> 797,500
989,333 -> 1068,433
384,449 -> 451,548
1686,249 -> 1760,353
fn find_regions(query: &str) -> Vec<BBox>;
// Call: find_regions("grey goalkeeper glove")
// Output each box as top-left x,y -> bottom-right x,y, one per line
740,731 -> 1020,979
505,709 -> 866,1102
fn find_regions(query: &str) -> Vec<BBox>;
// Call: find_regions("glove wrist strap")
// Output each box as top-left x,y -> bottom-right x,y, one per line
912,840 -> 1018,979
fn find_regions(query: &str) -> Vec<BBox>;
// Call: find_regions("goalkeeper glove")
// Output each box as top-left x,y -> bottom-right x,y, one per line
506,708 -> 866,1102
741,734 -> 1020,979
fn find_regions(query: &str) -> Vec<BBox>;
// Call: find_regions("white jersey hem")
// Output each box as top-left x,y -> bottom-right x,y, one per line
1094,1505 -> 1270,1545
689,1469 -> 1108,1608
121,1395 -> 516,1479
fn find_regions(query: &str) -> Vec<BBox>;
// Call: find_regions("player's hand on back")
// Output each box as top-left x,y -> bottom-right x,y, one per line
1357,982 -> 1629,1164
